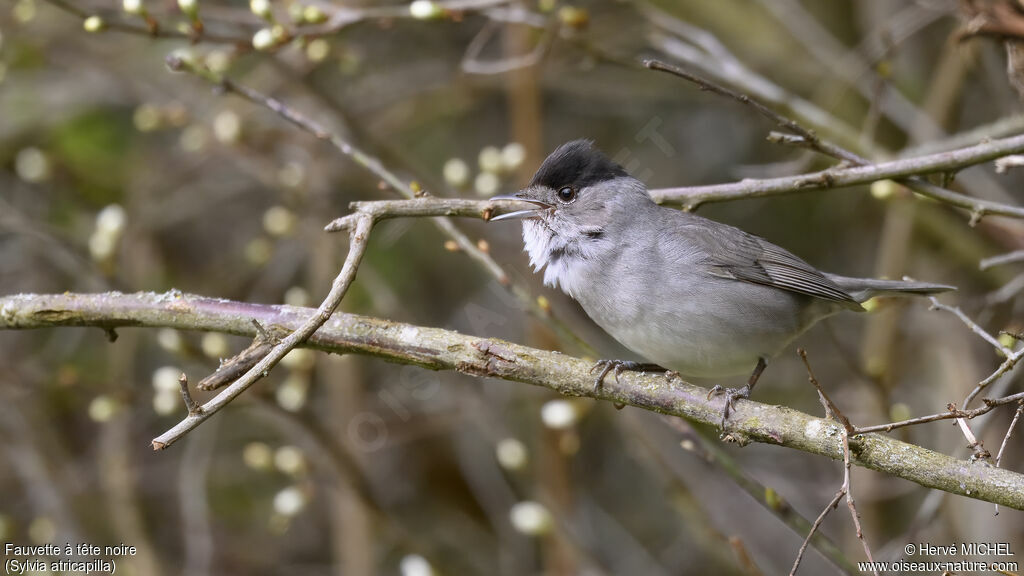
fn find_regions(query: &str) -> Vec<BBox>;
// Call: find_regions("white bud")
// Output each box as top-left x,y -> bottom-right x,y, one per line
540,399 -> 579,430
400,555 -> 434,576
83,15 -> 104,32
442,158 -> 469,187
303,5 -> 326,23
283,286 -> 309,307
123,0 -> 144,14
179,124 -> 208,152
281,348 -> 314,370
177,0 -> 198,17
13,0 -> 36,24
249,0 -> 271,18
152,390 -> 178,415
274,445 -> 306,475
205,50 -> 232,74
156,329 -> 183,353
478,145 -> 503,174
133,104 -> 161,132
252,27 -> 276,51
495,438 -> 528,471
277,161 -> 305,188
0,514 -> 12,541
88,395 -> 119,422
242,442 -> 273,470
474,172 -> 499,197
212,110 -> 242,144
88,231 -> 117,261
870,179 -> 896,200
96,204 -> 126,237
409,0 -> 442,19
509,501 -> 552,536
28,516 -> 56,544
305,38 -> 330,62
15,147 -> 50,183
273,486 -> 306,516
245,237 -> 272,266
262,205 -> 296,237
276,373 -> 309,412
501,142 -> 526,171
153,367 -> 182,392
200,332 -> 229,358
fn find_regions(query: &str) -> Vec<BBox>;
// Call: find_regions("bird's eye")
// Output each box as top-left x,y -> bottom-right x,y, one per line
557,186 -> 576,202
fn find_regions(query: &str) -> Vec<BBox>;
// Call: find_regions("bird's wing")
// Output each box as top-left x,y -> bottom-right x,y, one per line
680,217 -> 862,309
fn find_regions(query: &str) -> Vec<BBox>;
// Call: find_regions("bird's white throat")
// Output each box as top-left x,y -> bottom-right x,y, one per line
521,218 -> 600,298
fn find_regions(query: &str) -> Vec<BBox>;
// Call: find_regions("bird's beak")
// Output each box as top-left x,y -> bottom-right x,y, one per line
488,193 -> 551,222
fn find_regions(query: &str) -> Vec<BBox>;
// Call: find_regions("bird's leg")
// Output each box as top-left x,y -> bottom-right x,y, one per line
589,360 -> 670,392
707,357 -> 767,428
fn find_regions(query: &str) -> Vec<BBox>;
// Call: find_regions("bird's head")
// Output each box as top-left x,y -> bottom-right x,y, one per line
489,139 -> 655,289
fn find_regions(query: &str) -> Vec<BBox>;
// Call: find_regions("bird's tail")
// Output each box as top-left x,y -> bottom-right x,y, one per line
825,274 -> 956,303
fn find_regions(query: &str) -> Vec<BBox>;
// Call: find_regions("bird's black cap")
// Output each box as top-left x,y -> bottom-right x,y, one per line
529,140 -> 629,190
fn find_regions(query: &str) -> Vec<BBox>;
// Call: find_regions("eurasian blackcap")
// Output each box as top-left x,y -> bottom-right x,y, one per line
491,140 -> 954,422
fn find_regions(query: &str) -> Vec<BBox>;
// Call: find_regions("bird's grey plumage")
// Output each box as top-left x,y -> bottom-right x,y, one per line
497,140 -> 954,378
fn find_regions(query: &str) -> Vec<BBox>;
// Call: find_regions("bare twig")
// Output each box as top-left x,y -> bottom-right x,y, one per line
793,351 -> 876,575
658,416 -> 856,574
995,401 -> 1024,474
928,297 -> 1011,355
980,250 -> 1024,270
5,291 -> 1024,509
645,60 -> 864,164
642,61 -> 1024,220
178,373 -> 203,416
151,214 -> 373,449
789,489 -> 844,576
841,432 -> 877,575
994,400 -> 1024,516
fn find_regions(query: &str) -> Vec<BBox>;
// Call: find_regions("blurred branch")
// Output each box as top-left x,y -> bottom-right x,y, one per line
649,132 -> 1024,217
643,60 -> 1024,220
5,292 -> 1024,510
41,0 -> 250,44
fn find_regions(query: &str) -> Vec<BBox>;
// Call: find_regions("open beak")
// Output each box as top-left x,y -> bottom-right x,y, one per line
488,194 -> 551,222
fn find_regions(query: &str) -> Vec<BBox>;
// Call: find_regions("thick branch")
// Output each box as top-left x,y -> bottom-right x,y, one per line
3,291 -> 1024,510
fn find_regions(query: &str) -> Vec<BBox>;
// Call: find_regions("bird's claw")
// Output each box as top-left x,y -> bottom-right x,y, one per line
590,359 -> 667,392
707,384 -> 751,429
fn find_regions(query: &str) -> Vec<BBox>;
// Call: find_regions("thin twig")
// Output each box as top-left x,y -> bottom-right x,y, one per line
645,59 -> 865,164
842,432 -> 877,575
644,62 -> 1024,218
980,250 -> 1024,270
928,297 -> 1011,355
178,373 -> 203,416
851,391 -> 1024,435
794,350 -> 876,575
658,416 -> 856,574
995,401 -> 1024,515
151,214 -> 373,449
996,401 -> 1024,470
789,488 -> 844,576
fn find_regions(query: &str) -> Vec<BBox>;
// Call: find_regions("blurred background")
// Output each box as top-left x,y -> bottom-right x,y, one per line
2,0 -> 1024,574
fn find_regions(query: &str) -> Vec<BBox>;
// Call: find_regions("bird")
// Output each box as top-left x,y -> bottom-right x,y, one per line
489,139 -> 954,424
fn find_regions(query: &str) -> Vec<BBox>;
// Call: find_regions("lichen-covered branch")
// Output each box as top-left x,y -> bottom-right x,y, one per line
3,291 -> 1024,510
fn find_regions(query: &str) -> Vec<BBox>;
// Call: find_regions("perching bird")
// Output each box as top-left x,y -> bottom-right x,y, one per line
490,140 -> 954,422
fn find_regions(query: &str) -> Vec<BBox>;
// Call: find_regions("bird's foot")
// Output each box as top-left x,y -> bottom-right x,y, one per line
707,384 -> 751,429
589,360 -> 668,392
